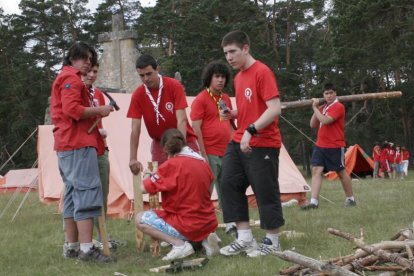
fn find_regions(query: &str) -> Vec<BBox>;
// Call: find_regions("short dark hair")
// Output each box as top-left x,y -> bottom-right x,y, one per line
160,128 -> 186,156
324,83 -> 337,92
136,54 -> 157,70
221,30 -> 250,49
202,61 -> 231,88
63,42 -> 97,66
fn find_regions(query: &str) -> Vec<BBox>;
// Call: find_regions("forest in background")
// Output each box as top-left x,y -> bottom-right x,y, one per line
1,0 -> 413,175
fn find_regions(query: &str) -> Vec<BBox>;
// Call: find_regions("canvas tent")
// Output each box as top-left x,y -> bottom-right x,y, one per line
37,93 -> 310,218
0,168 -> 38,193
326,144 -> 374,180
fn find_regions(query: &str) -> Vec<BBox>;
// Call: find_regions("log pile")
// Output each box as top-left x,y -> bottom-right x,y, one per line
278,226 -> 414,275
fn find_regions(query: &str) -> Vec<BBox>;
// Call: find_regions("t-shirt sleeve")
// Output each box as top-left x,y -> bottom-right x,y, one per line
190,94 -> 205,121
172,80 -> 188,110
61,75 -> 86,121
126,90 -> 142,119
257,66 -> 279,101
143,162 -> 179,194
94,89 -> 106,106
328,104 -> 345,121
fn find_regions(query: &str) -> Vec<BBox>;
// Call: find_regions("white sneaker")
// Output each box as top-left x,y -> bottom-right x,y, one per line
219,238 -> 257,256
202,232 -> 221,256
160,241 -> 171,248
247,237 -> 281,257
93,239 -> 112,249
161,241 -> 195,261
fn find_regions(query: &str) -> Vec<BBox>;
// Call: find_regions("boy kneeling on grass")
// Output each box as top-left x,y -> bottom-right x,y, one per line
135,128 -> 220,261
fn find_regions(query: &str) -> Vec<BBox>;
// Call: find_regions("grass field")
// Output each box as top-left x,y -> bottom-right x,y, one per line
1,175 -> 414,276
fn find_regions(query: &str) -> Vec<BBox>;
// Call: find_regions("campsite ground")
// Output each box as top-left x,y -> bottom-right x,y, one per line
1,174 -> 414,276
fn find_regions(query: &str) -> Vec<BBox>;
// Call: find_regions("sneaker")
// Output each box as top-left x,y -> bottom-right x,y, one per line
93,239 -> 113,250
344,199 -> 357,207
247,237 -> 281,257
219,238 -> 257,256
160,241 -> 171,248
202,232 -> 221,256
225,225 -> 238,239
300,203 -> 318,210
62,242 -> 79,259
78,246 -> 116,263
161,241 -> 195,261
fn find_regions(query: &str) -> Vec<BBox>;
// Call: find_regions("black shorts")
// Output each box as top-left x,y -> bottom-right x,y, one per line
219,141 -> 285,230
311,146 -> 345,172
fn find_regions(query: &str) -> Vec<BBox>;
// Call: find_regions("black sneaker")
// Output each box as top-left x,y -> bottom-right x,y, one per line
344,199 -> 356,207
62,242 -> 79,259
78,246 -> 116,263
300,203 -> 318,210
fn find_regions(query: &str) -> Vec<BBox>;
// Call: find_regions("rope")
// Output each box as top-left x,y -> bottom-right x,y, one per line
11,175 -> 38,222
280,115 -> 315,145
0,128 -> 38,173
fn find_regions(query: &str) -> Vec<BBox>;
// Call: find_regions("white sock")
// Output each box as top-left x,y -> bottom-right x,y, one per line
265,233 -> 279,245
68,242 -> 79,250
346,196 -> 355,201
310,198 -> 319,205
80,242 -> 94,253
237,229 -> 253,242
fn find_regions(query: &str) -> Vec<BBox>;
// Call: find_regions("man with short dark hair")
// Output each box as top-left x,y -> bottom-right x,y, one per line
128,54 -> 199,173
51,42 -> 115,262
301,83 -> 356,210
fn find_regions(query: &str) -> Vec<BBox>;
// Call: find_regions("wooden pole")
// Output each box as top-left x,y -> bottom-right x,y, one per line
281,91 -> 402,110
148,161 -> 161,257
97,213 -> 110,256
133,172 -> 145,252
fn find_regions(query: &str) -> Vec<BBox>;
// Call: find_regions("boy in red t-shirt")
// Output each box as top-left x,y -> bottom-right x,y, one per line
219,31 -> 284,257
372,142 -> 381,178
301,83 -> 356,210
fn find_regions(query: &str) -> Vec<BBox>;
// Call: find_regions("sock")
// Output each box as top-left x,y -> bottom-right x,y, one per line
237,229 -> 253,242
80,242 -> 94,253
265,233 -> 279,245
310,198 -> 319,205
346,196 -> 355,201
68,242 -> 79,251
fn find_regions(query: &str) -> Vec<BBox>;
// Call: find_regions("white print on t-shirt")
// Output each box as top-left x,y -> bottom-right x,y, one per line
244,88 -> 252,102
165,102 -> 174,113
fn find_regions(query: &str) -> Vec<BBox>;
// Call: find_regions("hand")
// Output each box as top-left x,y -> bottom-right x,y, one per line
311,98 -> 319,108
99,105 -> 114,117
240,131 -> 252,153
129,160 -> 143,175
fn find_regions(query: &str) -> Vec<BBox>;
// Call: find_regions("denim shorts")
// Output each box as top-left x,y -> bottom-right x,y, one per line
140,210 -> 186,240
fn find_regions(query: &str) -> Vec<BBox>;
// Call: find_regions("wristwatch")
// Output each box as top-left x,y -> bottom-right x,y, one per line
246,124 -> 258,135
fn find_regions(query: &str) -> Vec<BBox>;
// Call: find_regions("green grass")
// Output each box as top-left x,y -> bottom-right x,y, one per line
1,175 -> 414,276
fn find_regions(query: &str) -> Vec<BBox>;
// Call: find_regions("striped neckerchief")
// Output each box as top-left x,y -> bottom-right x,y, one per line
144,74 -> 165,125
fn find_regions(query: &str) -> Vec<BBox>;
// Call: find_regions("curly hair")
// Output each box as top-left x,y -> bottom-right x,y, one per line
201,60 -> 231,88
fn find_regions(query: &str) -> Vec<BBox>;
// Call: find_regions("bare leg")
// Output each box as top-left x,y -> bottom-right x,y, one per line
310,166 -> 324,200
337,169 -> 353,197
76,218 -> 94,243
64,218 -> 79,243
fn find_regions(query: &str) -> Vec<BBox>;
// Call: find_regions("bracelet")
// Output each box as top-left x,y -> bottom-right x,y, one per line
245,124 -> 257,135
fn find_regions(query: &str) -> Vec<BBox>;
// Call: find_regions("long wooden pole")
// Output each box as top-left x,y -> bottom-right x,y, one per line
133,172 -> 145,252
98,213 -> 110,256
281,91 -> 402,110
148,161 -> 161,257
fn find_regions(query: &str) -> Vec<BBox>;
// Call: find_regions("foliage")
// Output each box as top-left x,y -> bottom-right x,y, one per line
1,176 -> 414,275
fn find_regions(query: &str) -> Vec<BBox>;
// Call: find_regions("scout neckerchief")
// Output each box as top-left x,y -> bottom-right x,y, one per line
87,86 -> 96,107
320,98 -> 338,128
207,88 -> 223,121
144,74 -> 165,125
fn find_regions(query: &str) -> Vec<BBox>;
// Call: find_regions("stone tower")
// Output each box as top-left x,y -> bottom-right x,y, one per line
95,14 -> 141,93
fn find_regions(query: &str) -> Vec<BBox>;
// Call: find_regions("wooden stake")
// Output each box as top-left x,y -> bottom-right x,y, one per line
97,211 -> 110,256
148,161 -> 161,257
133,172 -> 145,252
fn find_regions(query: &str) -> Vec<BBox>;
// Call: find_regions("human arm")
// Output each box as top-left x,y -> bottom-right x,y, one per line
310,98 -> 334,128
129,118 -> 144,174
240,97 -> 281,153
80,105 -> 114,119
176,109 -> 187,140
192,119 -> 208,160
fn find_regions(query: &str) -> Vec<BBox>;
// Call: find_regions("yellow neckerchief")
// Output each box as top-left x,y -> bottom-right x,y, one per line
207,88 -> 223,120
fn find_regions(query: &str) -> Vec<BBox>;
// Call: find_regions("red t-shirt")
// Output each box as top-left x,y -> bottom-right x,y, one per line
402,149 -> 410,161
51,66 -> 100,151
395,150 -> 402,163
388,148 -> 396,163
127,76 -> 197,142
143,155 -> 218,241
190,89 -> 233,156
315,102 -> 346,148
92,88 -> 106,156
233,61 -> 281,148
380,148 -> 389,162
372,145 -> 381,161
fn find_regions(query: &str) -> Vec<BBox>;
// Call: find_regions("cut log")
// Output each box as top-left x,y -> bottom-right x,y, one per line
274,250 -> 359,276
281,91 -> 402,110
133,172 -> 145,252
148,161 -> 160,257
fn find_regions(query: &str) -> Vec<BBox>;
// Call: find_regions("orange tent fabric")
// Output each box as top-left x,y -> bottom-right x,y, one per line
326,144 -> 374,180
37,93 -> 310,218
0,168 -> 38,193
